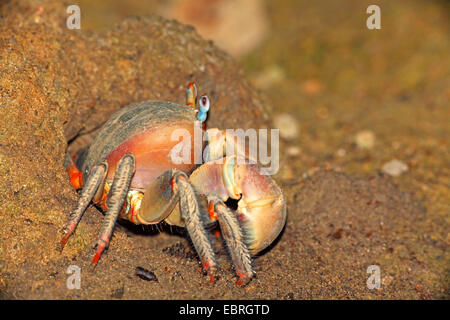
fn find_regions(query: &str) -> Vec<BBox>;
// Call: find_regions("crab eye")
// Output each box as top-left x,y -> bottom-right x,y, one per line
199,95 -> 210,113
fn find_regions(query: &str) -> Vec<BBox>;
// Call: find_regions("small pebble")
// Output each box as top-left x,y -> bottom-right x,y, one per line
301,79 -> 322,95
382,159 -> 408,177
135,267 -> 158,282
355,130 -> 375,149
251,64 -> 285,89
287,146 -> 301,156
273,113 -> 299,140
336,148 -> 346,157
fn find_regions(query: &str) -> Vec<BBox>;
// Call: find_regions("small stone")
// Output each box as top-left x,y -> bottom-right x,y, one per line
355,130 -> 375,149
135,267 -> 158,282
382,159 -> 408,177
273,113 -> 299,140
336,148 -> 346,157
301,79 -> 322,95
287,146 -> 301,156
250,64 -> 285,90
332,228 -> 344,239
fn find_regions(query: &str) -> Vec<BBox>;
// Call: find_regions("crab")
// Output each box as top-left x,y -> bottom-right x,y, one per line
61,83 -> 286,285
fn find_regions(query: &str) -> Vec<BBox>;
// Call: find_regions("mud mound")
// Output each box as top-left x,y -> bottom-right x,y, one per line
0,0 -> 267,299
0,0 -> 433,300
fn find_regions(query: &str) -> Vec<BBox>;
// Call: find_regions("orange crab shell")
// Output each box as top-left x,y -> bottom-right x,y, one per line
79,101 -> 203,191
104,122 -> 201,190
67,101 -> 205,225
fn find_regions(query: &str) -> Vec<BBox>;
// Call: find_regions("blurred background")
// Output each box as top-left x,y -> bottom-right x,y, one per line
77,0 -> 449,215
13,0 -> 445,298
1,0 -> 448,299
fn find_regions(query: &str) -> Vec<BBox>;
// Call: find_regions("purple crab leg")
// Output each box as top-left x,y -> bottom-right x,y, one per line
92,154 -> 135,264
172,171 -> 217,282
61,162 -> 107,251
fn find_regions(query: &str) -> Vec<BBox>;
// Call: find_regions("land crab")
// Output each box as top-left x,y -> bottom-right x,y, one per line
61,83 -> 286,285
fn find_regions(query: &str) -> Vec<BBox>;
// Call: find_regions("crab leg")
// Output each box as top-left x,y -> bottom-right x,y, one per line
61,162 -> 107,251
209,198 -> 254,285
92,154 -> 135,264
172,171 -> 217,282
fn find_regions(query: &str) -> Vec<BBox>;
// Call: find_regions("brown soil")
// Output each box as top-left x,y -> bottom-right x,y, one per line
0,0 -> 448,299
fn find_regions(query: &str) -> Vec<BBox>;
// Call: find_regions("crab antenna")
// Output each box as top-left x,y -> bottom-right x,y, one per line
186,82 -> 197,110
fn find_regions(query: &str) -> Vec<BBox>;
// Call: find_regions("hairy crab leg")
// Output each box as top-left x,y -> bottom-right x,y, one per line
61,162 -> 107,251
209,197 -> 254,286
172,170 -> 217,282
92,154 -> 135,264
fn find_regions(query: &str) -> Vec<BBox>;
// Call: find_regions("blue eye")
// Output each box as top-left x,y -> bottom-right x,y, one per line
197,95 -> 209,122
197,111 -> 207,122
199,95 -> 210,113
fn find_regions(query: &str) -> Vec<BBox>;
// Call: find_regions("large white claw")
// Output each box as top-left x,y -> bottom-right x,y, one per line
189,156 -> 286,255
232,159 -> 286,254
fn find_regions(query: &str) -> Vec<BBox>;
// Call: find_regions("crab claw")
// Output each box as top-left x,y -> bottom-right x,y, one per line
231,157 -> 287,254
190,156 -> 287,255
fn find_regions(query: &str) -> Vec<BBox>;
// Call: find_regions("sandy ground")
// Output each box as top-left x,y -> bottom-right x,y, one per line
0,0 -> 448,299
